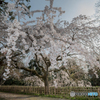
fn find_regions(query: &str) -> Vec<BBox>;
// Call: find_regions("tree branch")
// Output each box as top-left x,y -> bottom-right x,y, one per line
12,59 -> 44,79
0,41 -> 6,47
54,37 -> 74,45
40,53 -> 48,67
35,53 -> 46,73
49,65 -> 65,72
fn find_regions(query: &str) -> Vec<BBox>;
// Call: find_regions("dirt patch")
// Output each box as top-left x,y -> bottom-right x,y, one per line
0,92 -> 68,100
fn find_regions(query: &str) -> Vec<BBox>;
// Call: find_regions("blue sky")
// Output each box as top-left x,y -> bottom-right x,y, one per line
24,0 -> 98,23
29,0 -> 98,22
6,0 -> 99,23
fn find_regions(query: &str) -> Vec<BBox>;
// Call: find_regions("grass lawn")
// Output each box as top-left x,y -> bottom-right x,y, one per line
0,97 -> 7,100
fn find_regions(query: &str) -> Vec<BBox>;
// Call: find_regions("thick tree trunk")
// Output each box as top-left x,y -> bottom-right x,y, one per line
44,76 -> 49,94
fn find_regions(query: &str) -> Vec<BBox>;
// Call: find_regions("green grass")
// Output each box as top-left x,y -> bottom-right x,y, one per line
0,97 -> 7,100
0,90 -> 100,100
70,96 -> 100,100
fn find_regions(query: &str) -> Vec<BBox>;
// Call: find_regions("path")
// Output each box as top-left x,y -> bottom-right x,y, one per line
0,92 -> 68,100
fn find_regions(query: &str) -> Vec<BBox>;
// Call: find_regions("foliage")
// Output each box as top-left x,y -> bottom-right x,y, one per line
28,59 -> 42,76
88,66 -> 100,86
66,59 -> 85,81
0,66 -> 6,85
4,76 -> 25,85
0,97 -> 6,100
0,52 -> 8,85
22,58 -> 42,77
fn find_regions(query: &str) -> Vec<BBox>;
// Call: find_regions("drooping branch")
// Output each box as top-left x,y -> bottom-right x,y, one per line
12,59 -> 43,79
54,37 -> 74,45
25,32 -> 33,47
0,52 -> 23,63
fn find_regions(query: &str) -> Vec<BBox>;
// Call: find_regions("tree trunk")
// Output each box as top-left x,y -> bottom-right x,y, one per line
44,76 -> 49,94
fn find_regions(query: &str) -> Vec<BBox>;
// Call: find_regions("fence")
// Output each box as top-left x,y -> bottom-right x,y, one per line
0,86 -> 100,98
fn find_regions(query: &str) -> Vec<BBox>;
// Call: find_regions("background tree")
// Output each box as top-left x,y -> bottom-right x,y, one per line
64,59 -> 86,86
4,75 -> 25,85
0,51 -> 23,85
88,66 -> 100,86
28,59 -> 42,76
0,51 -> 8,85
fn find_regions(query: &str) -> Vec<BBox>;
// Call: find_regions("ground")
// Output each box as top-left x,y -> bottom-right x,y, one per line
0,92 -> 67,100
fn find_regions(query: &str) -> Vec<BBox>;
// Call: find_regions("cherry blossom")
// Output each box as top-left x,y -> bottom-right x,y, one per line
1,0 -> 100,94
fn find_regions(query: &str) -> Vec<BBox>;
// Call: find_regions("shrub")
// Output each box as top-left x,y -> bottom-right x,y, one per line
4,77 -> 25,85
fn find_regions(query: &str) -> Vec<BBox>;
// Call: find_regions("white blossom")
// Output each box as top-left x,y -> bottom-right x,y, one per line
22,39 -> 27,44
5,67 -> 10,74
12,46 -> 18,51
0,48 -> 8,53
1,0 -> 100,88
25,45 -> 29,50
20,32 -> 26,38
22,50 -> 25,54
7,62 -> 11,67
3,73 -> 7,77
3,78 -> 6,80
